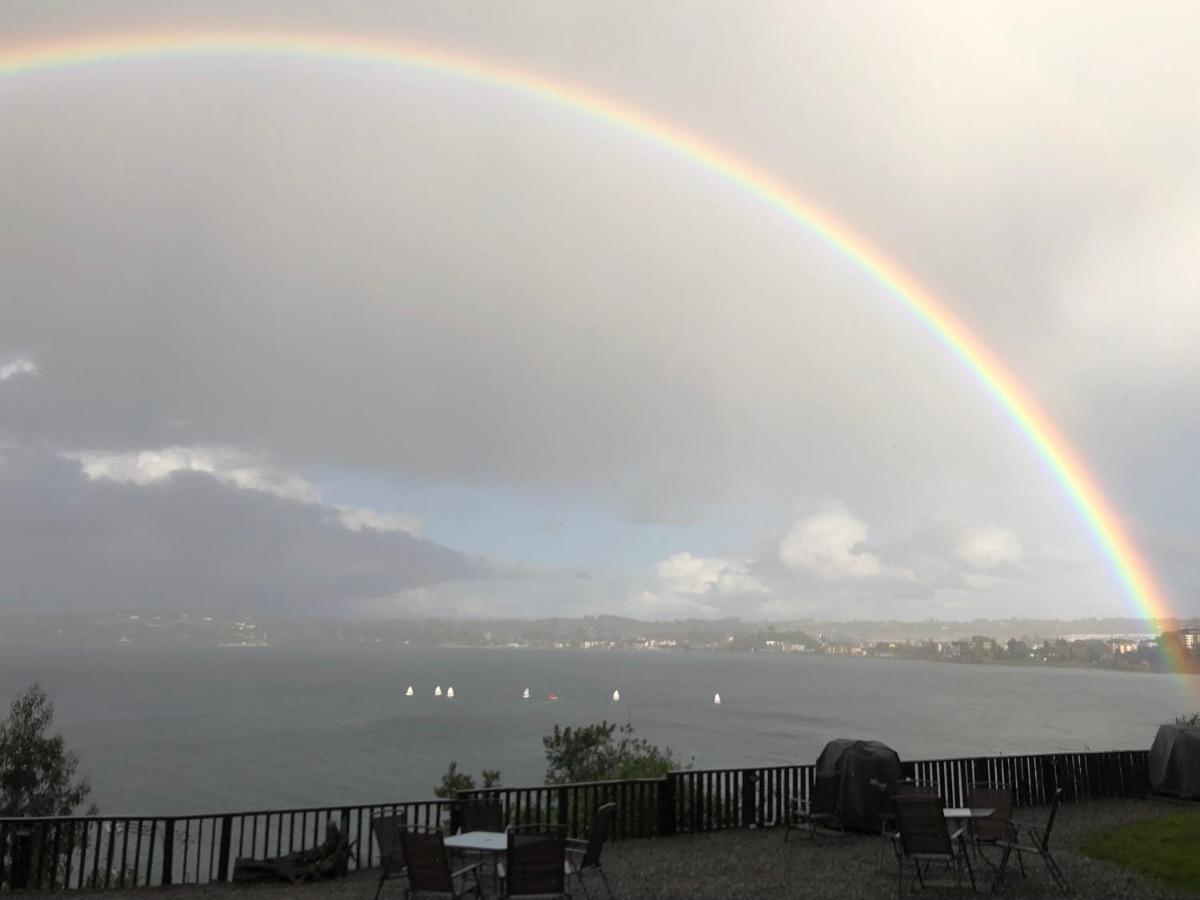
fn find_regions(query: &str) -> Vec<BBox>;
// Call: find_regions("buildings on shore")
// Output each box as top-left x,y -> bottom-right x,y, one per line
3,611 -> 1196,674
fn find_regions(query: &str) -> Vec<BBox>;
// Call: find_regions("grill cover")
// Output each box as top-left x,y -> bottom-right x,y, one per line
1149,724 -> 1200,799
815,738 -> 903,832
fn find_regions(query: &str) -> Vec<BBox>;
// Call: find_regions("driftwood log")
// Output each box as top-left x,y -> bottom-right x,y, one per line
232,819 -> 353,884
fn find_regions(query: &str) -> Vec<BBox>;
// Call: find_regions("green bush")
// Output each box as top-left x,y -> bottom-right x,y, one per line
543,721 -> 681,784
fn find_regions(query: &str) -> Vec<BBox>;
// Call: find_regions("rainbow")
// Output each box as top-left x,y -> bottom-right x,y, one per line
1,30 -> 1187,672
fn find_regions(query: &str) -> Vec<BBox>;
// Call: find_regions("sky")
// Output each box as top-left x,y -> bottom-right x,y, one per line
2,1 -> 1198,622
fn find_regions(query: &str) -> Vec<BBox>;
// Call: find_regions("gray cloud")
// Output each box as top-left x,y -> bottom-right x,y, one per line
0,447 -> 487,614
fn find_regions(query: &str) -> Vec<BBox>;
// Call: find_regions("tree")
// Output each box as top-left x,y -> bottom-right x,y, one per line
0,684 -> 93,817
433,762 -> 501,798
543,721 -> 682,784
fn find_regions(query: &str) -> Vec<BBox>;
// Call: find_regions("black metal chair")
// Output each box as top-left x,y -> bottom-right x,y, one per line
965,782 -> 1016,868
784,771 -> 841,840
990,788 -> 1067,895
893,795 -> 976,898
398,826 -> 484,899
565,802 -> 615,899
454,797 -> 506,888
879,780 -> 942,870
370,813 -> 407,900
457,797 -> 505,834
500,824 -> 567,899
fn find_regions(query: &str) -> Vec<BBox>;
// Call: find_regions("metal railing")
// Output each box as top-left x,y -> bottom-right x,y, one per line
0,748 -> 1149,891
0,800 -> 449,892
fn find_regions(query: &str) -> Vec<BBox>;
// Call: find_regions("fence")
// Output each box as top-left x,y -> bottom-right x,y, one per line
0,748 -> 1149,892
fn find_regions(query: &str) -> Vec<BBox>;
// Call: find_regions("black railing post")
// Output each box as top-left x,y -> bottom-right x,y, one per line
217,815 -> 233,881
556,787 -> 568,830
10,825 -> 33,890
658,775 -> 676,837
741,770 -> 756,827
339,807 -> 353,869
161,818 -> 175,886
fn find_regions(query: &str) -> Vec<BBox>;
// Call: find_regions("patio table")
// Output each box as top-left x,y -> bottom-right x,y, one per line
445,831 -> 507,894
943,807 -> 996,820
444,830 -> 507,853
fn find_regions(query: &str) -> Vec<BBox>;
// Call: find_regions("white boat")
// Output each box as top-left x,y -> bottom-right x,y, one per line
522,688 -> 531,700
446,686 -> 455,699
405,685 -> 413,697
434,685 -> 443,697
713,692 -> 722,705
612,689 -> 621,702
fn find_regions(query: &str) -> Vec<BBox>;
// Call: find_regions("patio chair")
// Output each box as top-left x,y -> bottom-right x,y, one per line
398,826 -> 484,899
965,783 -> 1016,867
370,813 -> 407,900
990,788 -> 1067,895
454,797 -> 506,886
496,824 -> 567,899
893,795 -> 976,898
565,802 -> 615,899
783,771 -> 841,840
879,781 -> 942,870
457,797 -> 505,833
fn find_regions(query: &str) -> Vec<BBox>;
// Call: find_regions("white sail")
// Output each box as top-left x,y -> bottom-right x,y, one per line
522,688 -> 531,699
713,692 -> 722,705
434,685 -> 443,697
612,689 -> 621,702
405,685 -> 413,697
446,686 -> 455,698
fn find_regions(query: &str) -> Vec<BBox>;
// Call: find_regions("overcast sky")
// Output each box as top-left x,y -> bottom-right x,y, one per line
2,1 -> 1197,621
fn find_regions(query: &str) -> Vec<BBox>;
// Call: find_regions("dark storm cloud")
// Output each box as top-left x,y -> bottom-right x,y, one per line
0,448 -> 488,614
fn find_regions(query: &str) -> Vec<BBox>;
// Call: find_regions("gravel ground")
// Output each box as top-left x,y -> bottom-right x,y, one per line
74,797 -> 1198,899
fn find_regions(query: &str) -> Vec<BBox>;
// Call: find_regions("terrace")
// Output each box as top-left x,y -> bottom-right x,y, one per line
85,798 -> 1193,898
2,749 -> 1194,897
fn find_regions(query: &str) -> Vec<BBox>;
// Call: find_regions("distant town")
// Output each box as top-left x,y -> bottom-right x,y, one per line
2,611 -> 1198,675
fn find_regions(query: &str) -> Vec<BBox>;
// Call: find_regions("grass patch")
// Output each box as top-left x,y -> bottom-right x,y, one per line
1082,811 -> 1200,892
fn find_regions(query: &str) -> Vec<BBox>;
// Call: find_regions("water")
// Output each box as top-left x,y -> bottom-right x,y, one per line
0,645 -> 1184,816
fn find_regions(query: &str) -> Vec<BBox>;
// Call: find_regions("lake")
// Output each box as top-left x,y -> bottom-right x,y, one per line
0,645 -> 1186,815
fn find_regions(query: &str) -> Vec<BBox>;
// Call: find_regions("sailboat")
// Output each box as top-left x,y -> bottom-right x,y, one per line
446,686 -> 455,699
612,689 -> 621,702
405,685 -> 414,697
522,688 -> 531,700
434,685 -> 443,697
713,692 -> 722,705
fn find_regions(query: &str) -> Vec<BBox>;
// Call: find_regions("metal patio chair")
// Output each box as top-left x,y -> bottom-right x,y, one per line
370,813 -> 408,900
893,795 -> 976,897
879,780 -> 942,870
990,788 -> 1067,895
500,824 -> 568,899
398,826 -> 484,899
784,771 -> 841,840
965,783 -> 1016,868
565,802 -> 615,899
457,797 -> 505,834
453,798 -> 506,887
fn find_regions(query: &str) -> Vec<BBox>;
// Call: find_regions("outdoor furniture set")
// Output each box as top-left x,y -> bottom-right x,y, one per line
786,776 -> 1067,897
371,799 -> 615,899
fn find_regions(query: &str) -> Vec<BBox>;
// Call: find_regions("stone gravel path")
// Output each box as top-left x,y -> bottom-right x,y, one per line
83,797 -> 1199,899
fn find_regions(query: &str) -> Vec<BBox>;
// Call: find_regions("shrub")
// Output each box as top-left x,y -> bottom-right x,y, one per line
433,761 -> 501,798
543,721 -> 681,784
